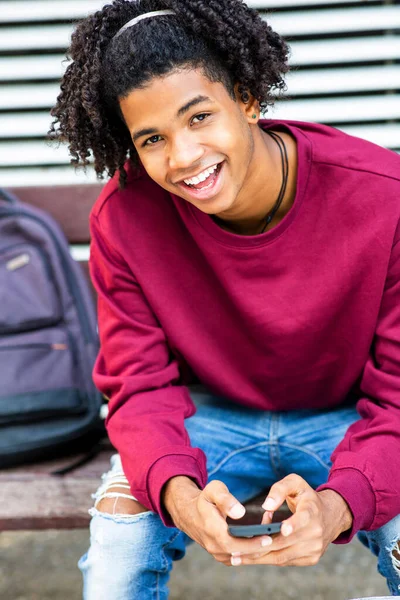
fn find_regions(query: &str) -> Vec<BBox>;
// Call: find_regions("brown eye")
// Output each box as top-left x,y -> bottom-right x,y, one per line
144,135 -> 162,146
191,113 -> 210,125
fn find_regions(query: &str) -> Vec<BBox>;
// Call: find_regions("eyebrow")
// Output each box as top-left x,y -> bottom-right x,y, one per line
177,95 -> 211,118
131,95 -> 212,143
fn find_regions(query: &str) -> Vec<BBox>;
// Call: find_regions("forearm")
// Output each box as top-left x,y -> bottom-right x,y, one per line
162,475 -> 201,526
318,489 -> 353,540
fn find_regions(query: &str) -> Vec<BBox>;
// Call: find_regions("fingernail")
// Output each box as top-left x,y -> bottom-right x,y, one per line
282,524 -> 293,537
229,503 -> 246,519
231,556 -> 242,566
262,498 -> 276,511
261,536 -> 272,547
231,551 -> 242,558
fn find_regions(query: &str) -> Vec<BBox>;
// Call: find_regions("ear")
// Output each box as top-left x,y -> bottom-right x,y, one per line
234,83 -> 260,124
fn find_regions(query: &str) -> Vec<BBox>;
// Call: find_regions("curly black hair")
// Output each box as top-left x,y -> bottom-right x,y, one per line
50,0 -> 290,187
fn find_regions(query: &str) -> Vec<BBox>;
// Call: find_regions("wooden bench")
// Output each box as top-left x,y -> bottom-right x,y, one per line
0,183 -> 289,531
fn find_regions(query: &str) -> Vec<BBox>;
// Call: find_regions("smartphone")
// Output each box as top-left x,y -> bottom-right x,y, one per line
228,522 -> 282,538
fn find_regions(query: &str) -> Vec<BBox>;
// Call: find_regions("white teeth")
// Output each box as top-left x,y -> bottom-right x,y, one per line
184,164 -> 218,186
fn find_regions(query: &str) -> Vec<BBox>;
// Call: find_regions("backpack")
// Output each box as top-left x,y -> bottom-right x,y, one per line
0,187 -> 105,469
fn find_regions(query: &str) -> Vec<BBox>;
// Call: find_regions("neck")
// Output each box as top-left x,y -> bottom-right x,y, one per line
213,126 -> 297,236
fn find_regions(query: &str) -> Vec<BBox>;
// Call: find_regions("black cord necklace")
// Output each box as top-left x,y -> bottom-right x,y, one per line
211,129 -> 289,235
259,130 -> 289,234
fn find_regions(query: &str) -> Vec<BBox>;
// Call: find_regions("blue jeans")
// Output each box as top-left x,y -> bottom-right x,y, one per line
78,387 -> 400,598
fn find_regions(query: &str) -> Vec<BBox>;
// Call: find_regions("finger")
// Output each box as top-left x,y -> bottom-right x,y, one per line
241,552 -> 319,567
202,480 -> 246,520
280,495 -> 321,538
226,533 -> 274,555
239,542 -> 319,567
262,474 -> 311,514
261,510 -> 274,525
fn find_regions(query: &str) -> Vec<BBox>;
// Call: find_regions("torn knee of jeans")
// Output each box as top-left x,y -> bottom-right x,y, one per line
390,540 -> 400,572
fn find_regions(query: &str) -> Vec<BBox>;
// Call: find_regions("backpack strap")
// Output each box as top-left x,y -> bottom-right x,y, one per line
0,188 -> 18,205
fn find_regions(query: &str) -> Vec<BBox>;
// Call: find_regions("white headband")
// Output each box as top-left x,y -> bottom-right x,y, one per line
113,10 -> 176,39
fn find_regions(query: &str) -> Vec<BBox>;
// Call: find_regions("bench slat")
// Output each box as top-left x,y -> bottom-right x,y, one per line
0,479 -> 97,530
6,184 -> 101,243
0,444 -> 114,531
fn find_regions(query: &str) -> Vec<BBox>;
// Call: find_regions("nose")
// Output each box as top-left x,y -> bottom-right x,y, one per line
168,133 -> 205,172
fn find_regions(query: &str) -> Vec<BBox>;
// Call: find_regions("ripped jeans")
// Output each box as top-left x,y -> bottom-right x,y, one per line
78,387 -> 400,599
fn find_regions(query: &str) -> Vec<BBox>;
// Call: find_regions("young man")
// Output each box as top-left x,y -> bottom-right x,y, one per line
51,1 -> 400,598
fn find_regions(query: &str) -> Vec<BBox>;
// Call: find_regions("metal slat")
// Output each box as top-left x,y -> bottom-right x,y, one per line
0,2 -> 398,186
271,95 -> 400,123
248,0 -> 376,6
1,7 -> 399,52
286,65 -> 400,96
0,166 -> 98,187
0,84 -> 59,110
340,124 -> 400,149
290,36 -> 400,66
0,113 -> 52,138
0,0 -> 377,23
70,245 -> 90,262
0,55 -> 65,81
1,117 -> 398,170
1,35 -> 399,85
0,141 -> 72,166
0,25 -> 71,52
4,92 -> 400,139
262,6 -> 400,37
0,65 -> 400,110
0,1 -> 104,23
0,123 -> 397,191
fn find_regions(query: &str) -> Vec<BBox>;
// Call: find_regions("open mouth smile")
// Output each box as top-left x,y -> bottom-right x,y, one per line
176,162 -> 224,201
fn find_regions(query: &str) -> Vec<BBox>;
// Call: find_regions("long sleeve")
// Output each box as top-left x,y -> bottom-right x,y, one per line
318,234 -> 400,542
89,214 -> 207,524
88,122 -> 400,541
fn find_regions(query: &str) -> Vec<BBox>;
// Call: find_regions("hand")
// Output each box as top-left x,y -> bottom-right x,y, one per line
237,474 -> 353,567
163,477 -> 279,566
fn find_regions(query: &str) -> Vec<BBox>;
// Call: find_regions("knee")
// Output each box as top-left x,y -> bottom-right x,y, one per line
391,540 -> 400,572
95,485 -> 149,516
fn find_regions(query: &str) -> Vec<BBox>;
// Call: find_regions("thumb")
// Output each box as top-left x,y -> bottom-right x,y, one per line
202,480 -> 246,520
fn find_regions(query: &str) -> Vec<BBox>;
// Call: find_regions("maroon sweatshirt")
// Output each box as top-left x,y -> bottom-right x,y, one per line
90,120 -> 400,542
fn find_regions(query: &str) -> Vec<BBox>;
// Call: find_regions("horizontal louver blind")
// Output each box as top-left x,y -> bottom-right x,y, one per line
0,0 -> 398,187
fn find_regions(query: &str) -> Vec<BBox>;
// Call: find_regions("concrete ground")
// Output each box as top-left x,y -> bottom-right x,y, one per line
0,529 -> 390,600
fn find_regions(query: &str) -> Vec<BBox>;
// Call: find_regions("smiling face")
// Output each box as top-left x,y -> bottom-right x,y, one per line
119,68 -> 266,219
